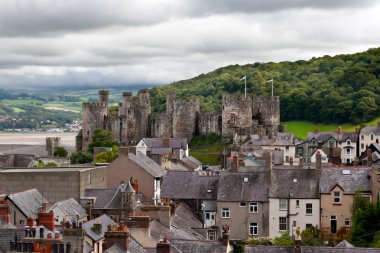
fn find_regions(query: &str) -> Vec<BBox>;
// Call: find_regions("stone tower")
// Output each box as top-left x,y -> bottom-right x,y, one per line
81,90 -> 109,151
121,180 -> 136,216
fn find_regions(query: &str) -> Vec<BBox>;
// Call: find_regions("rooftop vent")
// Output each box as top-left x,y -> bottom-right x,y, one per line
243,177 -> 249,183
293,178 -> 297,183
207,189 -> 212,193
343,170 -> 351,175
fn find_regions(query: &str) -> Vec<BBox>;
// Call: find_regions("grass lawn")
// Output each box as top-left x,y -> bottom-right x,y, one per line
190,145 -> 226,166
13,107 -> 26,113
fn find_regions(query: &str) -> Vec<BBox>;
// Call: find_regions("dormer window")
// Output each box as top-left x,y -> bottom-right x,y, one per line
312,140 -> 316,145
371,134 -> 374,141
347,140 -> 351,145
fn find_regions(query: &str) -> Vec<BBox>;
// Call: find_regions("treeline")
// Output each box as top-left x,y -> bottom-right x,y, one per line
150,47 -> 380,124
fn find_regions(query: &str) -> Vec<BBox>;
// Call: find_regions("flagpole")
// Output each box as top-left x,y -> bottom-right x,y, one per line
271,78 -> 274,97
245,77 -> 247,99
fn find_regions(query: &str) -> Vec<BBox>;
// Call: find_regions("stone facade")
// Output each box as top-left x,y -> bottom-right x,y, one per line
80,89 -> 280,150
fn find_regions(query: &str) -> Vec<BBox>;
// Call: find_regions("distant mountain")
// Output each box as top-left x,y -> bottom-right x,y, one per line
150,47 -> 380,124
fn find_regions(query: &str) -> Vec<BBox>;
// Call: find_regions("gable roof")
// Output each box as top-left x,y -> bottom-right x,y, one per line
170,239 -> 227,253
307,132 -> 358,143
7,188 -> 48,219
129,152 -> 166,178
84,189 -> 116,209
217,172 -> 268,202
104,182 -> 135,209
141,138 -> 187,149
269,169 -> 319,199
50,198 -> 87,220
161,171 -> 219,200
320,167 -> 371,194
361,125 -> 380,135
82,214 -> 117,242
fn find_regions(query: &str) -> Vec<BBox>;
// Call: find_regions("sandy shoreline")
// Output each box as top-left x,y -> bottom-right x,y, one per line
0,132 -> 77,146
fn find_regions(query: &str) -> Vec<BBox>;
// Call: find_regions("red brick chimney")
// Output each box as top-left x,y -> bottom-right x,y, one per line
0,199 -> 11,223
163,138 -> 170,148
221,225 -> 230,246
38,202 -> 54,231
338,126 -> 342,134
232,156 -> 238,172
157,237 -> 170,253
27,217 -> 35,227
355,127 -> 359,134
132,178 -> 139,193
104,224 -> 129,251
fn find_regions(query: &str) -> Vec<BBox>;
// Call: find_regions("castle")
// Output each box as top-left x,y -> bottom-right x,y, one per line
78,89 -> 280,151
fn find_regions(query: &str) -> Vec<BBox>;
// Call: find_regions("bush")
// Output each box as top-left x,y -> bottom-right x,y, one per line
54,147 -> 68,157
274,232 -> 293,246
70,151 -> 93,164
95,146 -> 118,163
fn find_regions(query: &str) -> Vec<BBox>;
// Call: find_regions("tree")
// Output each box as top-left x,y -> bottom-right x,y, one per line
70,151 -> 93,164
95,146 -> 118,163
273,232 -> 293,246
88,129 -> 118,154
301,226 -> 322,246
53,147 -> 68,157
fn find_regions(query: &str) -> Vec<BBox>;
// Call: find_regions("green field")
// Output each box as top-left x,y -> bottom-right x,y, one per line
284,116 -> 380,139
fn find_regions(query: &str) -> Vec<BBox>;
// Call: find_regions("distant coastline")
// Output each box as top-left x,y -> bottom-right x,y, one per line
0,132 -> 77,146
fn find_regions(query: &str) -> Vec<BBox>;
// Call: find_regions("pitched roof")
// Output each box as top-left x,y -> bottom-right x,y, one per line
361,125 -> 380,135
180,157 -> 200,170
161,171 -> 219,200
320,167 -> 371,194
50,198 -> 87,220
335,240 -> 354,248
82,214 -> 117,242
170,239 -> 227,253
307,132 -> 358,142
217,172 -> 268,202
104,182 -> 135,209
7,188 -> 48,219
129,152 -> 166,178
84,189 -> 116,209
269,169 -> 319,199
142,138 -> 187,149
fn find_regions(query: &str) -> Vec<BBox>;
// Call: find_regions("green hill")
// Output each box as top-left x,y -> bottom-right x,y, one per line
150,47 -> 380,125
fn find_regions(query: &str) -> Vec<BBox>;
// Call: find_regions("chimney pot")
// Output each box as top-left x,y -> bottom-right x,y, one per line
338,126 -> 342,134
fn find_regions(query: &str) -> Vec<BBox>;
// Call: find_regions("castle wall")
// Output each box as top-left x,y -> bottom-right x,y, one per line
199,112 -> 221,135
81,102 -> 108,150
252,96 -> 280,138
152,113 -> 171,138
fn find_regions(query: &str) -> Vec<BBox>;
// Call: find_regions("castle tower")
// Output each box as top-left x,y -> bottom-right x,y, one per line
166,90 -> 176,115
138,89 -> 150,104
99,90 -> 109,106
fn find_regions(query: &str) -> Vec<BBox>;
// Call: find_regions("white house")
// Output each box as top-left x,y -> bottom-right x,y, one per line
269,169 -> 320,238
359,122 -> 380,156
310,149 -> 328,164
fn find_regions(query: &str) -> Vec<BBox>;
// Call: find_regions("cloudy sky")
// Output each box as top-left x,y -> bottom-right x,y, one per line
0,0 -> 379,89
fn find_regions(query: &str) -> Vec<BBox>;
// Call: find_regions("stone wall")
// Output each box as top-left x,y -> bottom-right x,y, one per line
172,98 -> 200,140
199,112 -> 221,135
0,228 -> 24,253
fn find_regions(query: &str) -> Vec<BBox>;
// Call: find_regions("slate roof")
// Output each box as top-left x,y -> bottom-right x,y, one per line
170,239 -> 227,253
217,172 -> 268,202
180,157 -> 201,170
269,169 -> 319,199
242,133 -> 294,147
104,182 -> 135,209
142,138 -> 187,149
129,152 -> 165,178
361,125 -> 380,135
161,171 -> 219,200
7,188 -> 48,219
320,167 -> 371,194
84,189 -> 116,209
306,132 -> 358,142
149,203 -> 204,241
50,198 -> 87,220
82,214 -> 117,242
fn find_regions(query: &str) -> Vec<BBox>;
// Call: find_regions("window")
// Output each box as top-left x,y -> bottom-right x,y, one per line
208,231 -> 216,240
279,199 -> 288,210
286,156 -> 289,162
361,143 -> 364,149
371,134 -> 374,141
249,202 -> 258,213
279,217 -> 287,231
296,200 -> 299,208
249,223 -> 258,235
329,140 -> 335,147
306,203 -> 313,215
334,192 -> 341,204
306,224 -> 313,230
347,140 -> 351,145
221,208 -> 230,218
361,134 -> 364,140
345,218 -> 350,227
240,202 -> 246,207
286,146 -> 289,151
331,215 -> 337,234
346,148 -> 350,154
312,140 -> 316,145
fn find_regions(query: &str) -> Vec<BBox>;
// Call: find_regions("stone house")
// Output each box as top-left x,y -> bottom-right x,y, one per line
5,189 -> 48,227
359,122 -> 380,158
106,147 -> 166,205
216,172 -> 269,240
160,171 -> 220,240
268,168 -> 320,238
300,128 -> 358,164
319,167 -> 371,237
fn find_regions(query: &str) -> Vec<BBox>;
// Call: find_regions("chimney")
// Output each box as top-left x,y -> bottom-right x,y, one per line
163,138 -> 170,148
232,155 -> 238,172
157,237 -> 170,253
104,224 -> 129,251
298,157 -> 303,169
265,152 -> 272,171
27,218 -> 34,228
221,225 -> 230,246
93,220 -> 102,234
317,141 -> 323,149
368,149 -> 373,167
316,151 -> 322,171
132,178 -> 139,193
38,207 -> 55,232
355,127 -> 359,134
338,126 -> 342,134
